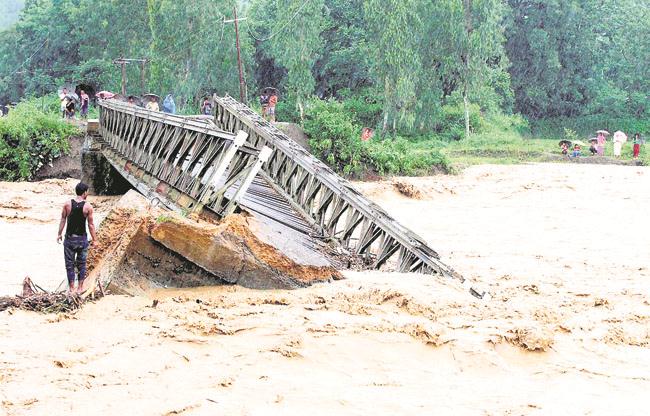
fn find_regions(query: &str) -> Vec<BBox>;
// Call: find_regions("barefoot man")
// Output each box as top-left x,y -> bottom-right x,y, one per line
56,182 -> 96,294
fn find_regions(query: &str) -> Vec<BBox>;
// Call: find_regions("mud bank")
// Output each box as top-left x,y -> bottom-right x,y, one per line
88,191 -> 341,294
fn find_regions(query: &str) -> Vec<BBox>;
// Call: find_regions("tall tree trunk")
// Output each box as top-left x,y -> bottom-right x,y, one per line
463,83 -> 470,140
462,0 -> 473,140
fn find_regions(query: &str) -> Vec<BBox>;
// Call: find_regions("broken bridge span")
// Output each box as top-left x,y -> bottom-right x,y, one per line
83,95 -> 485,298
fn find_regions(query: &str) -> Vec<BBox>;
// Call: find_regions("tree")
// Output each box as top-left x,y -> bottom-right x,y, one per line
249,0 -> 327,119
365,0 -> 422,132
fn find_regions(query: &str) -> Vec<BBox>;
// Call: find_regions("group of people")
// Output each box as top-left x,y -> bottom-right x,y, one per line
59,87 -> 89,120
259,90 -> 278,122
132,94 -> 212,116
560,130 -> 645,160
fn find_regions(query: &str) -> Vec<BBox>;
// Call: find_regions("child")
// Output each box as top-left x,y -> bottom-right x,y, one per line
560,142 -> 569,155
571,144 -> 581,158
632,133 -> 644,159
589,139 -> 598,155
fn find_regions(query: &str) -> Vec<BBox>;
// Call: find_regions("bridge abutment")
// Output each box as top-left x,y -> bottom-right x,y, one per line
81,124 -> 132,195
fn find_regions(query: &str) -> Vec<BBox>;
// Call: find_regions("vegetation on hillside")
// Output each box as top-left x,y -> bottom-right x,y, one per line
0,0 -> 647,177
0,95 -> 78,180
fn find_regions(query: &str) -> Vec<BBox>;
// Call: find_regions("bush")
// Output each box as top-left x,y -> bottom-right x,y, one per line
275,95 -> 301,124
339,88 -> 383,128
366,137 -> 451,175
304,98 -> 451,176
303,99 -> 365,176
433,103 -> 485,141
0,95 -> 78,180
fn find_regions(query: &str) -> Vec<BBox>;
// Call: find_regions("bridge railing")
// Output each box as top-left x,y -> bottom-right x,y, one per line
97,99 -> 268,216
211,95 -> 480,294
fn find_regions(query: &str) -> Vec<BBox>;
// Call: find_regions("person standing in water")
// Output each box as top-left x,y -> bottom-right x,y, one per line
56,182 -> 96,294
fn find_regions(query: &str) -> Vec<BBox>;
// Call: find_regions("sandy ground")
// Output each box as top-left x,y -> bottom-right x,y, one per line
1,164 -> 649,415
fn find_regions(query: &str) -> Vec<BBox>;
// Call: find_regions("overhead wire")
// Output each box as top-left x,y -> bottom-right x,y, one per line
0,38 -> 48,82
245,0 -> 314,42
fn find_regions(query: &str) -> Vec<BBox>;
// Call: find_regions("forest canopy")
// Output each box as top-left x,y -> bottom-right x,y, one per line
0,0 -> 648,136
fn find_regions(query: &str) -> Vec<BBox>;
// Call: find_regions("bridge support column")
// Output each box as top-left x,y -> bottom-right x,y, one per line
81,135 -> 132,195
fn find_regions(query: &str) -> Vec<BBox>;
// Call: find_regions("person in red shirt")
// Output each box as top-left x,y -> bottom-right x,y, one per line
267,91 -> 278,122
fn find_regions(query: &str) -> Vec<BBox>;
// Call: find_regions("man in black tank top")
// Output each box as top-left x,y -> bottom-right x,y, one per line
57,182 -> 97,294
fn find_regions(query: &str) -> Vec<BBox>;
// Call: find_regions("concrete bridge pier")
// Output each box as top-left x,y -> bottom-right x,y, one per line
80,121 -> 132,196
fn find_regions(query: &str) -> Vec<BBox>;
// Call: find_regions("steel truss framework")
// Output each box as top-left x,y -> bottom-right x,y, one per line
98,99 -> 267,216
212,95 -> 480,294
95,96 -> 486,299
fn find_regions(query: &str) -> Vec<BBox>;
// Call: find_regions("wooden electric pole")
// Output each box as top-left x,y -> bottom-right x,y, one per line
225,8 -> 247,103
112,58 -> 148,96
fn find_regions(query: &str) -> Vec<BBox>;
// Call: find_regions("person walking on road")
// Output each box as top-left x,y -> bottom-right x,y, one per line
56,182 -> 96,294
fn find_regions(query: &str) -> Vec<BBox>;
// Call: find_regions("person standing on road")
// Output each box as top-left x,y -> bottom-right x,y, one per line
259,92 -> 269,119
200,97 -> 213,116
79,90 -> 89,119
146,98 -> 160,112
632,133 -> 644,159
56,182 -> 96,294
59,88 -> 68,118
267,91 -> 278,122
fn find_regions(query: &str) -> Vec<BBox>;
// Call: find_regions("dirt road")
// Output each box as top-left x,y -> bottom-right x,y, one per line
1,164 -> 649,415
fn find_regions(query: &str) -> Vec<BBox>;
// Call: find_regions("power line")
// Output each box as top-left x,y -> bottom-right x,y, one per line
246,0 -> 314,42
1,38 -> 48,81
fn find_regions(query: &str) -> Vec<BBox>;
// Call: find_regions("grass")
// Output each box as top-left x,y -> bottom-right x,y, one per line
398,125 -> 647,171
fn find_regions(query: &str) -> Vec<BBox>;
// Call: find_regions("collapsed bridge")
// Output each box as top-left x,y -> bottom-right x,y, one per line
86,96 -> 485,298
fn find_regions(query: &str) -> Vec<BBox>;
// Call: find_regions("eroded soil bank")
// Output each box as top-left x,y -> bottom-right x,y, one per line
83,190 -> 342,294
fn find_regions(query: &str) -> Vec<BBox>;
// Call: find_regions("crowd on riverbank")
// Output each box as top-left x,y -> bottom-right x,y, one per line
560,129 -> 645,160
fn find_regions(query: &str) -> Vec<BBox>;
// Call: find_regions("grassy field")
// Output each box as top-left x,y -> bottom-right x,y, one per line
405,129 -> 647,171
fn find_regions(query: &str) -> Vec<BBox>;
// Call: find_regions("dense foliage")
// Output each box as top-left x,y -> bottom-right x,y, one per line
0,95 -> 77,180
0,0 -> 647,176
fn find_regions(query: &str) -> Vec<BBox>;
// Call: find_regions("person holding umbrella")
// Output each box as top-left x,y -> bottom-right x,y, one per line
612,130 -> 627,157
558,140 -> 571,155
59,87 -> 68,118
596,130 -> 609,156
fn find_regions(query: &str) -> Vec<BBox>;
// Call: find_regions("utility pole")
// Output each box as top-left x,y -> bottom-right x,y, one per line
112,58 -> 148,96
224,8 -> 247,103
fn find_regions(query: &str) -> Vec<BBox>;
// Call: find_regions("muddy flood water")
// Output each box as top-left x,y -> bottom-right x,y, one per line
1,163 -> 649,415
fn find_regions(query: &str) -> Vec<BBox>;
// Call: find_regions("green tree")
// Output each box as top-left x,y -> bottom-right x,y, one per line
249,0 -> 327,119
364,0 -> 422,132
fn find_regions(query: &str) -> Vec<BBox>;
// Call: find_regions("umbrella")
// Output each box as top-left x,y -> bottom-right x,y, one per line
66,92 -> 79,102
558,140 -> 571,147
262,86 -> 279,95
96,91 -> 115,99
596,130 -> 610,135
142,93 -> 160,102
57,86 -> 74,96
589,137 -> 598,143
572,140 -> 586,146
613,130 -> 628,143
